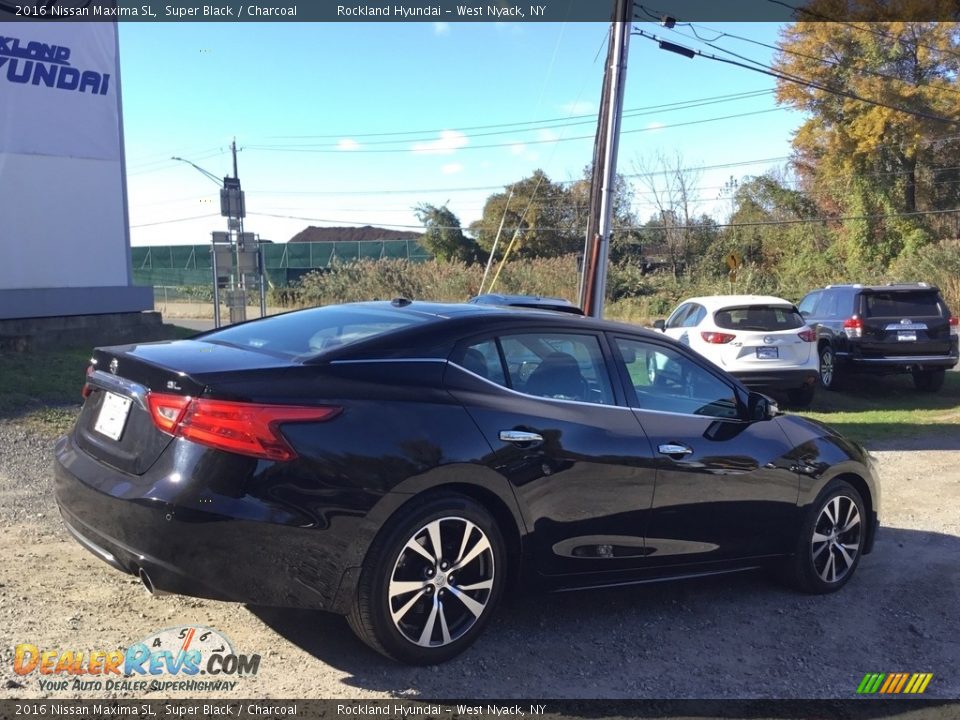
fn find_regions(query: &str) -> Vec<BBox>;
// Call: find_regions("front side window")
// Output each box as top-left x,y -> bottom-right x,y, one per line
496,333 -> 614,405
615,338 -> 740,419
664,303 -> 692,329
682,304 -> 707,327
798,291 -> 821,316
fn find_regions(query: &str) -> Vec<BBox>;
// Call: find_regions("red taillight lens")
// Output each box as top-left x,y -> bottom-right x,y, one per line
147,393 -> 192,433
950,316 -> 959,337
146,392 -> 340,461
798,328 -> 816,342
701,331 -> 736,344
81,365 -> 95,399
843,316 -> 863,339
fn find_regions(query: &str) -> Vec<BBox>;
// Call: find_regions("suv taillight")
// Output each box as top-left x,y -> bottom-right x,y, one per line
147,393 -> 341,461
701,331 -> 736,344
81,365 -> 95,399
798,328 -> 816,342
843,317 -> 863,339
950,316 -> 959,337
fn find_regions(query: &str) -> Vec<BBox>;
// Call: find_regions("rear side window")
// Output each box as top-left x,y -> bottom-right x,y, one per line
863,291 -> 943,318
714,305 -> 805,331
200,306 -> 430,358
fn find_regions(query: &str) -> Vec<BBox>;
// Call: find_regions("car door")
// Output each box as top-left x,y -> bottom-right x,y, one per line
444,330 -> 658,577
609,334 -> 801,566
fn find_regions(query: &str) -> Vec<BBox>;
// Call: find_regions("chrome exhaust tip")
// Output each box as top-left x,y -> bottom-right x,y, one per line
138,567 -> 169,596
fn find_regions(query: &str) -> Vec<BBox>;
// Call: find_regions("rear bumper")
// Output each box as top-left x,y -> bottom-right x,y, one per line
53,433 -> 363,613
846,353 -> 958,369
730,368 -> 819,391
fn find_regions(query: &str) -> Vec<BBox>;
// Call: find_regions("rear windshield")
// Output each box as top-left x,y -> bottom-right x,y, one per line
714,305 -> 805,331
199,306 -> 430,358
863,291 -> 943,318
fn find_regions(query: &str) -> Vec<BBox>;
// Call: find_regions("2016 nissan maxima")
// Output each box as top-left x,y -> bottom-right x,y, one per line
54,300 -> 879,664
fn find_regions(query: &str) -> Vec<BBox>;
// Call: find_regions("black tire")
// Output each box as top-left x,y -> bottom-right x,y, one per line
347,493 -> 506,664
912,368 -> 945,393
784,479 -> 866,594
786,383 -> 815,408
818,345 -> 842,390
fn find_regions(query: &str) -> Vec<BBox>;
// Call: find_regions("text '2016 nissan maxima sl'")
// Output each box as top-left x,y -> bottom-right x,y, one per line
54,301 -> 880,664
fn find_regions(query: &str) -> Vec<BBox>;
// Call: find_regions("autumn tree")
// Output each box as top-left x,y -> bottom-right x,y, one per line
414,203 -> 481,263
773,19 -> 960,263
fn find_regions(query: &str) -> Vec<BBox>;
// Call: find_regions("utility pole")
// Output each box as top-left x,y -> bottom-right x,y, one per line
579,0 -> 632,318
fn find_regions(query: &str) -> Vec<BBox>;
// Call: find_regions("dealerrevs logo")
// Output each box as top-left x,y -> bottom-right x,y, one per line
13,626 -> 261,693
0,35 -> 110,95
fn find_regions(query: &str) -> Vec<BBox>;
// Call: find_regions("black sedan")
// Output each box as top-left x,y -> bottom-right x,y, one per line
54,300 -> 880,664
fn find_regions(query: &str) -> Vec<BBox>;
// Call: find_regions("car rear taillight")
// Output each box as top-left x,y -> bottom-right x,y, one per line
701,331 -> 736,344
950,316 -> 959,337
843,317 -> 863,339
147,393 -> 341,461
81,365 -> 94,399
798,328 -> 816,342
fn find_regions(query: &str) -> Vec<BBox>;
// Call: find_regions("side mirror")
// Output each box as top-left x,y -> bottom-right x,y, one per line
800,310 -> 810,318
747,392 -> 779,422
653,319 -> 665,331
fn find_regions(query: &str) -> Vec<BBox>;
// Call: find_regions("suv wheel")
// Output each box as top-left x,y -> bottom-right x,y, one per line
348,493 -> 505,664
818,346 -> 842,390
912,368 -> 945,392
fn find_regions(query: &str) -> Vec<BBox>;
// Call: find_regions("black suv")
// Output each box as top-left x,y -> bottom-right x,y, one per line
798,283 -> 959,392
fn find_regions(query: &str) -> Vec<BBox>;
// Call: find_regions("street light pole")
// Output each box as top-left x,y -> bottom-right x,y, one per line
171,146 -> 249,325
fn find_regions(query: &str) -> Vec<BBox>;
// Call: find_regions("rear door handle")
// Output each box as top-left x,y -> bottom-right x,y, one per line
499,430 -> 543,445
658,443 -> 693,456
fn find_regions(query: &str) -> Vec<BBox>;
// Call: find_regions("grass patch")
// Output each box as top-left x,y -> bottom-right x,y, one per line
795,371 -> 960,444
0,326 -> 198,431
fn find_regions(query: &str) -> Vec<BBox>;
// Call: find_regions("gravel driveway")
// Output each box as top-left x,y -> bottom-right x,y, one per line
1,416 -> 957,699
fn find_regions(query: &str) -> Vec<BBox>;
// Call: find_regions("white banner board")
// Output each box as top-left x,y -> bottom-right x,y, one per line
0,21 -> 148,317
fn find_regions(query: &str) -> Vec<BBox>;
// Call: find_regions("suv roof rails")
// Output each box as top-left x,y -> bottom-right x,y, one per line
825,283 -> 863,289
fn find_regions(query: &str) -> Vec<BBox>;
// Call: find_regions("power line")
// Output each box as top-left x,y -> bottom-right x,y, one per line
246,107 -> 787,155
129,213 -> 220,229
261,89 -> 772,142
764,0 -> 960,63
653,20 -> 960,99
632,28 -> 960,127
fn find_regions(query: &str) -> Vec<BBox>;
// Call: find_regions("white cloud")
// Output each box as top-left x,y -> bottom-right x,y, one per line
433,21 -> 450,35
411,130 -> 468,155
537,129 -> 560,143
645,122 -> 665,133
509,142 -> 526,156
561,100 -> 594,115
336,138 -> 360,151
441,162 -> 464,175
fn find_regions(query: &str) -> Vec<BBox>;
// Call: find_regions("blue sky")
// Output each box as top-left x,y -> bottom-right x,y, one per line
121,21 -> 803,246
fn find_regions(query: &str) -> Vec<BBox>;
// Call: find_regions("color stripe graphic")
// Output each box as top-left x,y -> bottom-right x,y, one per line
857,672 -> 933,694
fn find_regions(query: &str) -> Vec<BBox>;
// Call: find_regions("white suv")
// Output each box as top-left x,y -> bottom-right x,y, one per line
654,295 -> 819,406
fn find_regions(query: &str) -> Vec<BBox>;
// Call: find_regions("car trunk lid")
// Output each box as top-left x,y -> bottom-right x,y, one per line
75,339 -> 293,475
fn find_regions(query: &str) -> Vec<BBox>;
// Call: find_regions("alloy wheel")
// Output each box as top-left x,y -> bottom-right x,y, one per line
388,517 -> 495,648
811,495 -> 861,583
819,349 -> 834,387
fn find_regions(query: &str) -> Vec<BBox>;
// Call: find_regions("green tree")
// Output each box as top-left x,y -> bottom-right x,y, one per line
469,170 -> 577,259
414,203 -> 480,263
773,18 -> 960,263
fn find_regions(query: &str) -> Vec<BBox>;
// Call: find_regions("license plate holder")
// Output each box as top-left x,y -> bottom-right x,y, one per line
897,331 -> 917,342
94,391 -> 132,441
755,347 -> 779,359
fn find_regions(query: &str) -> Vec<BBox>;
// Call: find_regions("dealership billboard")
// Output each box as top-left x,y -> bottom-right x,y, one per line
0,19 -> 151,319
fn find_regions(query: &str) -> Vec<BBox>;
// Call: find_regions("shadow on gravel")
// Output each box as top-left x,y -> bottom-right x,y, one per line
826,423 -> 960,451
248,526 -> 960,700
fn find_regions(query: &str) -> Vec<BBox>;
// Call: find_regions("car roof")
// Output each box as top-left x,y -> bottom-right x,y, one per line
310,299 -> 660,337
678,295 -> 797,310
819,283 -> 940,293
467,293 -> 584,314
